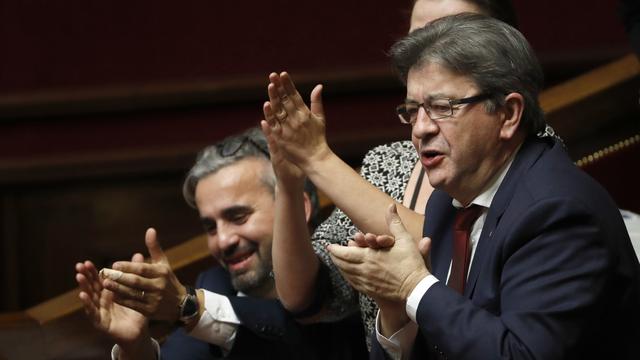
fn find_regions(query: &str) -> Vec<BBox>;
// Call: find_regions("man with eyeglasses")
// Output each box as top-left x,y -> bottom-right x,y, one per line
75,127 -> 367,359
323,14 -> 640,359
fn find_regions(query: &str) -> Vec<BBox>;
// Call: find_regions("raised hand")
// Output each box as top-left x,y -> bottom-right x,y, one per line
261,100 -> 305,188
327,204 -> 431,303
76,255 -> 148,346
260,72 -> 331,171
101,228 -> 187,322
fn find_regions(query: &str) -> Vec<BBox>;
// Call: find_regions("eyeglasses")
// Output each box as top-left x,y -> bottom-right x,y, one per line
396,93 -> 493,125
217,136 -> 270,158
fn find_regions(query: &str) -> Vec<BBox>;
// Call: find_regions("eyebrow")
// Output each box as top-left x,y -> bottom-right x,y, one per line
406,92 -> 451,103
199,205 -> 254,225
221,205 -> 253,218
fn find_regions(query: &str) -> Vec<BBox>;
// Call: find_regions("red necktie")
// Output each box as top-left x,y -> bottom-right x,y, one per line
448,205 -> 483,294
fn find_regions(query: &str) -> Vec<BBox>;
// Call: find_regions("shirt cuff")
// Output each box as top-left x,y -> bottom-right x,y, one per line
374,309 -> 418,360
111,338 -> 160,360
187,289 -> 241,351
406,274 -> 439,322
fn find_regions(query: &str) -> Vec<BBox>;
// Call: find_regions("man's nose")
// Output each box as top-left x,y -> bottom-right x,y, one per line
216,223 -> 239,251
412,107 -> 439,139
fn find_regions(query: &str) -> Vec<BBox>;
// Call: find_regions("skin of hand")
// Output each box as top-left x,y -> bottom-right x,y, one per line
346,225 -> 433,336
76,255 -> 155,358
327,203 -> 431,304
260,98 -> 305,189
351,232 -> 432,268
260,71 -> 331,172
100,228 -> 189,323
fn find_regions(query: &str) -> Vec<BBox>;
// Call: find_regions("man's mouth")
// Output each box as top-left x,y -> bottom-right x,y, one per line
224,250 -> 255,272
421,149 -> 444,168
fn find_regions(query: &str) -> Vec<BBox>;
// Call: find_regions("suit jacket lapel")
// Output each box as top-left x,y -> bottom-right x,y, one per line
464,138 -> 550,297
424,189 -> 457,280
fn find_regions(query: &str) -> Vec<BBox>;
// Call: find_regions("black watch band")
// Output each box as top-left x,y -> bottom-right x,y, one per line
178,286 -> 199,326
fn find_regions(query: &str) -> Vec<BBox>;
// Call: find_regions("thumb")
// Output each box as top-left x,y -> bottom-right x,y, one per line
418,237 -> 432,271
385,203 -> 411,241
145,228 -> 168,265
310,84 -> 324,117
131,253 -> 145,263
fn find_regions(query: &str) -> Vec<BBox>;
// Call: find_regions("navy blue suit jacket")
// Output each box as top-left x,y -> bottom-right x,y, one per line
162,266 -> 368,359
372,137 -> 640,359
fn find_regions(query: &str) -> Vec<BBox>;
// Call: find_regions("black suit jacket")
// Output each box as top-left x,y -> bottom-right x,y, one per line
372,137 -> 640,359
162,266 -> 368,359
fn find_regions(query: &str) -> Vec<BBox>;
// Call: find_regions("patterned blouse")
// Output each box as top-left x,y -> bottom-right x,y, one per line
310,140 -> 419,348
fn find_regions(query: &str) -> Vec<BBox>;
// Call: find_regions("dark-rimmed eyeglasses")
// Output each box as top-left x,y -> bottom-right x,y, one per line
396,93 -> 493,125
217,136 -> 270,158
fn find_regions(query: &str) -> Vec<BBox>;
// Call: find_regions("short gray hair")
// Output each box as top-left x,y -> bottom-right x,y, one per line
390,13 -> 545,135
182,127 -> 274,208
182,128 -> 320,226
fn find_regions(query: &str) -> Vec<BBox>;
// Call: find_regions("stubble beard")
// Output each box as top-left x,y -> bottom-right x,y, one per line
230,257 -> 274,297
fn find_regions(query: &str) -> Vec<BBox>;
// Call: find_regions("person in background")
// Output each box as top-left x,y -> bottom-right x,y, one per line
76,127 -> 367,359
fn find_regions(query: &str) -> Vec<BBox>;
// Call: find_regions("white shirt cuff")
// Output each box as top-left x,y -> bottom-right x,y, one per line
406,275 -> 439,322
374,309 -> 418,360
187,289 -> 241,351
111,338 -> 160,360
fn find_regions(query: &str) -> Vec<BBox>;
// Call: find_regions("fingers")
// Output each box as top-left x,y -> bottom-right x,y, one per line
76,272 -> 100,307
279,72 -> 306,109
103,278 -> 148,301
144,228 -> 168,265
327,244 -> 364,263
352,232 -> 395,249
78,290 -> 100,322
106,262 -> 163,283
267,75 -> 289,122
309,84 -> 324,116
352,233 -> 368,247
131,252 -> 145,263
373,235 -> 395,249
76,260 -> 102,298
262,102 -> 282,136
385,203 -> 411,240
267,71 -> 318,125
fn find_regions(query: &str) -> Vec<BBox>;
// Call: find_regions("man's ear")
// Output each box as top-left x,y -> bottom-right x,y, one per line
302,192 -> 312,225
499,92 -> 524,140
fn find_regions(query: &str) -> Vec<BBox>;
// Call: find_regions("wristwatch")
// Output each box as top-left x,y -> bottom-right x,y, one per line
178,286 -> 200,326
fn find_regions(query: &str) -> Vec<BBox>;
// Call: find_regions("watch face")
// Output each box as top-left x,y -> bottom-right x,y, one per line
182,295 -> 198,318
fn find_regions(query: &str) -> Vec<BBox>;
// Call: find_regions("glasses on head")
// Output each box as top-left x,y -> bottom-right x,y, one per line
217,136 -> 270,158
396,93 -> 493,125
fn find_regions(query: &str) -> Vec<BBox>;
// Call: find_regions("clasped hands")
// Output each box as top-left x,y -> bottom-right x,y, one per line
328,204 -> 432,304
76,227 -> 188,343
